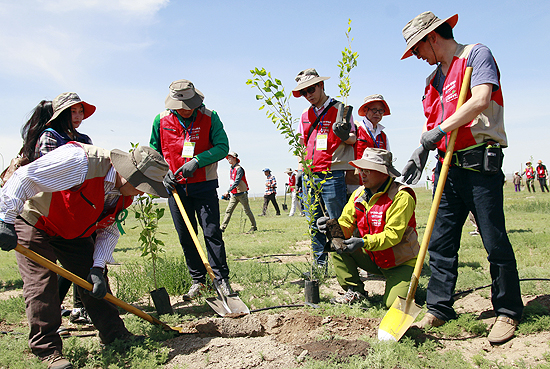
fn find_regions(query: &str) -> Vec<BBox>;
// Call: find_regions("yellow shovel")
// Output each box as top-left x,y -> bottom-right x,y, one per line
378,67 -> 473,342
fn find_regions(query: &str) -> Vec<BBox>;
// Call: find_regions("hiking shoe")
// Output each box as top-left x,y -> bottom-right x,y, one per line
182,281 -> 206,301
412,312 -> 446,329
488,316 -> 518,345
246,226 -> 257,234
41,352 -> 73,369
330,288 -> 366,304
219,279 -> 234,296
69,307 -> 92,324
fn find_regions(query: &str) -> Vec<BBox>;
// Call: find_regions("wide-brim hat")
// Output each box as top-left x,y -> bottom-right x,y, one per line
284,168 -> 293,174
358,94 -> 391,117
47,92 -> 96,126
292,68 -> 330,98
401,11 -> 458,60
349,147 -> 400,178
538,160 -> 543,164
165,79 -> 204,110
110,146 -> 169,198
227,150 -> 240,162
526,161 -> 531,165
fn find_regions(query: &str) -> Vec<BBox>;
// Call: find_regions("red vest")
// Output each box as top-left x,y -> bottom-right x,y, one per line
355,127 -> 388,160
159,108 -> 214,184
537,165 -> 547,178
526,166 -> 535,179
229,165 -> 248,194
423,44 -> 506,153
22,144 -> 134,238
353,181 -> 419,269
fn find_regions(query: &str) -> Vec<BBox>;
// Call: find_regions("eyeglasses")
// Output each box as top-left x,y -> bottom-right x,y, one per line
369,108 -> 385,115
299,84 -> 317,96
359,169 -> 371,176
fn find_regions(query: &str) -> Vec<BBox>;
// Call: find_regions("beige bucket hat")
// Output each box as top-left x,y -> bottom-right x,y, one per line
358,94 -> 391,117
165,79 -> 204,110
292,68 -> 330,97
284,168 -> 293,174
110,146 -> 169,198
227,151 -> 240,162
47,92 -> 96,126
401,11 -> 458,60
349,148 -> 400,178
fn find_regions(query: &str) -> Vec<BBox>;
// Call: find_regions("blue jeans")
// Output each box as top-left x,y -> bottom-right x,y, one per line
304,170 -> 347,265
427,163 -> 523,321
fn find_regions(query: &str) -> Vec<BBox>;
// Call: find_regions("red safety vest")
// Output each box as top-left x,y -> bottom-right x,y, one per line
526,166 -> 535,179
229,164 -> 248,194
423,44 -> 506,153
537,164 -> 547,178
355,126 -> 388,160
159,107 -> 216,184
21,144 -> 133,239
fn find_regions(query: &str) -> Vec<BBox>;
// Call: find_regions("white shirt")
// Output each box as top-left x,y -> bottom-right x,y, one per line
358,117 -> 390,151
0,143 -> 123,268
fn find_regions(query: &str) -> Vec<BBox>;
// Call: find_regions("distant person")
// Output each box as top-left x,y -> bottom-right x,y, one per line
512,171 -> 522,192
317,148 -> 419,307
400,11 -> 522,344
150,79 -> 233,300
259,168 -> 280,216
295,168 -> 305,216
536,160 -> 548,192
0,143 -> 168,368
524,161 -> 536,192
220,151 -> 257,233
293,68 -> 356,267
285,168 -> 300,216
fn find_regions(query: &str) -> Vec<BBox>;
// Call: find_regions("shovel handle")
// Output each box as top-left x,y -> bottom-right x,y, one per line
14,244 -> 173,331
171,191 -> 217,283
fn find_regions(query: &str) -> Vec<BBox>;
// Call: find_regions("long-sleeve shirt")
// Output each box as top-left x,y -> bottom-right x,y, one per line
228,164 -> 244,193
0,144 -> 122,268
264,174 -> 277,195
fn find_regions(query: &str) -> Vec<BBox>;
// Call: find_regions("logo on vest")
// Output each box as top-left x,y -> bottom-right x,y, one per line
444,80 -> 458,103
369,210 -> 383,227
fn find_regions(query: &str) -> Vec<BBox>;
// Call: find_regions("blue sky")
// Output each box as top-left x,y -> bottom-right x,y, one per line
1,0 -> 549,196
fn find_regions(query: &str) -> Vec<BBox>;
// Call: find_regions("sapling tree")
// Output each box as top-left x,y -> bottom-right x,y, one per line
337,19 -> 359,106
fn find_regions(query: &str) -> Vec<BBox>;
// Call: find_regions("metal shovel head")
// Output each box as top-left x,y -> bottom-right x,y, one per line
206,294 -> 250,317
378,295 -> 422,342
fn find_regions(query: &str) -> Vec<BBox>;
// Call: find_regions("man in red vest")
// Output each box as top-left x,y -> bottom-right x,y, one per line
524,161 -> 536,192
0,143 -> 168,368
400,11 -> 522,344
317,148 -> 419,306
536,160 -> 549,192
150,79 -> 232,301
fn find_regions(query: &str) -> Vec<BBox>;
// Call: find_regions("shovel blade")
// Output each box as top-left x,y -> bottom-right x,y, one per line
378,296 -> 422,342
206,294 -> 250,317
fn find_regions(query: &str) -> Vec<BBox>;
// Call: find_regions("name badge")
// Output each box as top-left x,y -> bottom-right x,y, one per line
316,134 -> 328,150
182,142 -> 195,158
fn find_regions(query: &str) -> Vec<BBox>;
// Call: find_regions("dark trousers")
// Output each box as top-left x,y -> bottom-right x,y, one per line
14,219 -> 129,358
538,178 -> 549,192
261,193 -> 280,215
168,186 -> 229,282
427,164 -> 523,322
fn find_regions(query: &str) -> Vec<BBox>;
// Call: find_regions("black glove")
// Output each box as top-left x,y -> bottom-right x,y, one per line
163,170 -> 178,192
175,158 -> 199,178
86,267 -> 107,299
342,237 -> 364,253
332,105 -> 353,142
420,126 -> 446,151
401,146 -> 430,185
0,221 -> 17,252
316,216 -> 330,233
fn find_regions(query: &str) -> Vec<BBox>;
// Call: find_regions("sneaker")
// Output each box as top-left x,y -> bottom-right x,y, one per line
60,307 -> 71,317
69,307 -> 92,324
469,230 -> 480,236
56,325 -> 69,336
219,279 -> 234,296
41,351 -> 73,369
488,315 -> 518,344
330,288 -> 366,304
412,312 -> 446,329
246,226 -> 257,234
182,281 -> 206,301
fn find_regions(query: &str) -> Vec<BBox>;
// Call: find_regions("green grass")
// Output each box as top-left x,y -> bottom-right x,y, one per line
1,184 -> 550,367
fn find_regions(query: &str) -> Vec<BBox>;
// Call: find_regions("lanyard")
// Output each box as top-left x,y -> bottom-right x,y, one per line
171,110 -> 195,140
366,127 -> 382,148
312,98 -> 332,133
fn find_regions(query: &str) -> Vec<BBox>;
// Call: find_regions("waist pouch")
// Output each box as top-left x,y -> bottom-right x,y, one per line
439,142 -> 503,174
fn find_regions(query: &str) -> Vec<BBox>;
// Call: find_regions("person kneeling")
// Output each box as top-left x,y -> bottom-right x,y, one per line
318,148 -> 419,306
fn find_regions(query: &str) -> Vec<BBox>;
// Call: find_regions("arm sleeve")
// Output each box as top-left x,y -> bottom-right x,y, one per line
36,131 -> 60,157
92,223 -> 119,268
149,114 -> 162,153
227,167 -> 244,192
363,190 -> 416,252
195,110 -> 229,167
468,44 -> 500,91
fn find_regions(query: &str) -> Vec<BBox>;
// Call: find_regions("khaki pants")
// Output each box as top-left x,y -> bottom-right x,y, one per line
220,192 -> 256,230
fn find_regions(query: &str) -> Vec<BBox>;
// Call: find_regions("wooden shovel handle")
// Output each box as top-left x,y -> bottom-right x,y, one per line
14,244 -> 172,331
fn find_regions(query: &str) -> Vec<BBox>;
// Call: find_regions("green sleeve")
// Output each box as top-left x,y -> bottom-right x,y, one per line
149,114 -> 162,153
194,110 -> 229,167
363,190 -> 416,252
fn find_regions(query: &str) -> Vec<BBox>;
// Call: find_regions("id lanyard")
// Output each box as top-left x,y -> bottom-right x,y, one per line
314,99 -> 332,151
366,127 -> 382,148
171,110 -> 196,158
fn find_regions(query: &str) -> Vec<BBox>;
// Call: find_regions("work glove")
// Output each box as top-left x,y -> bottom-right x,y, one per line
341,237 -> 364,253
86,267 -> 107,299
420,126 -> 446,151
401,146 -> 430,185
316,216 -> 330,234
175,158 -> 199,178
332,105 -> 354,142
0,220 -> 17,252
163,170 -> 178,192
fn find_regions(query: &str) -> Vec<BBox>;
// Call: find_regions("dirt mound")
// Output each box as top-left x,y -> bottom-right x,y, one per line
298,338 -> 371,362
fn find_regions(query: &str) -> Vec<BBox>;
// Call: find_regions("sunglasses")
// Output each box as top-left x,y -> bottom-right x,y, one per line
411,36 -> 428,57
299,84 -> 318,96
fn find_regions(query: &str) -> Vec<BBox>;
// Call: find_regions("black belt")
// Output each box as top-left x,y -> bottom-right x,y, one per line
438,142 -> 503,174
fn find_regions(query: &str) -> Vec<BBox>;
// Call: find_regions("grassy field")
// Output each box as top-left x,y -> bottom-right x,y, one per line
0,182 -> 549,368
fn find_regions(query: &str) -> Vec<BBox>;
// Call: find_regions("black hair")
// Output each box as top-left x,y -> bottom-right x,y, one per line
434,22 -> 454,40
48,107 -> 76,139
20,100 -> 53,162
